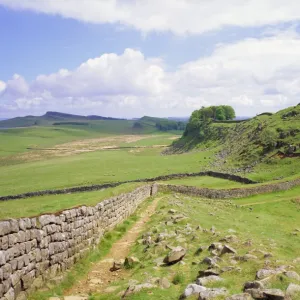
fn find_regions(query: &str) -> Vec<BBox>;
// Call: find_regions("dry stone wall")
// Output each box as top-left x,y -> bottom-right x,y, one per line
0,184 -> 157,300
158,177 -> 300,199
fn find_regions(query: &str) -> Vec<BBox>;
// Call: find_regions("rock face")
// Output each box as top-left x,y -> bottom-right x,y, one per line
163,246 -> 187,265
0,184 -> 157,299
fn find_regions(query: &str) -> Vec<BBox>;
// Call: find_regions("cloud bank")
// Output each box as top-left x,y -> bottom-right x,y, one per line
1,31 -> 300,118
1,0 -> 300,35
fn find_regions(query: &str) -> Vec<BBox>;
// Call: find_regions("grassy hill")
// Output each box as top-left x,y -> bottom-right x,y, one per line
170,104 -> 300,178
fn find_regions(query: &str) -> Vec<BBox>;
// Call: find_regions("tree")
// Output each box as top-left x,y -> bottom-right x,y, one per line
215,107 -> 226,120
222,105 -> 236,120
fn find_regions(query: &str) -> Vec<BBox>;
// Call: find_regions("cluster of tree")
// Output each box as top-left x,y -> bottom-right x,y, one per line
155,120 -> 186,131
184,105 -> 236,136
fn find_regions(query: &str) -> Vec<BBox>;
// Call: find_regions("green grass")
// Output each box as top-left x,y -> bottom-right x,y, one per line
91,188 -> 300,299
159,176 -> 244,189
0,148 -> 214,196
0,182 -> 143,220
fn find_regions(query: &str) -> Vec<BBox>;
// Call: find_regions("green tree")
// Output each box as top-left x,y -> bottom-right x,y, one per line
215,106 -> 226,120
222,105 -> 236,120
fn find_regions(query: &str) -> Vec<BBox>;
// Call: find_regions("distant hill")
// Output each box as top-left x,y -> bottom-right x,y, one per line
133,116 -> 186,133
0,111 -> 126,128
169,104 -> 300,168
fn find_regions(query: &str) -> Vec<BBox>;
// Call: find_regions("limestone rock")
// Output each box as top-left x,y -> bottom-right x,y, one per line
196,275 -> 223,286
198,269 -> 220,277
163,246 -> 186,265
226,294 -> 252,300
286,283 -> 300,298
180,284 -> 206,299
199,287 -> 228,300
157,277 -> 171,289
243,281 -> 264,291
221,245 -> 237,255
284,271 -> 300,281
256,269 -> 278,280
124,257 -> 140,269
262,289 -> 285,300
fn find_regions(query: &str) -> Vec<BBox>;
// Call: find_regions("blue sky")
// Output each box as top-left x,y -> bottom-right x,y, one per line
1,1 -> 300,118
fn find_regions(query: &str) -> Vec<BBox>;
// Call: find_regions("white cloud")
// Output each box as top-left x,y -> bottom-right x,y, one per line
0,80 -> 6,95
2,31 -> 300,118
1,0 -> 300,35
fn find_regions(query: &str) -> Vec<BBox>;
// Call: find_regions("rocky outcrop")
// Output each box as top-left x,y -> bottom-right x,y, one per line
0,184 -> 157,299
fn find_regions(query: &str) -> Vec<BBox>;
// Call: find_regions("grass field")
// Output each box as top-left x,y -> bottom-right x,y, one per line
0,182 -> 143,220
0,146 -> 215,196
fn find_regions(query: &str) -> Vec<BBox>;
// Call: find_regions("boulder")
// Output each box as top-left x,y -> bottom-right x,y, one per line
157,277 -> 171,289
163,246 -> 186,265
256,269 -> 278,280
262,289 -> 285,300
202,257 -> 219,266
220,245 -> 237,255
124,257 -> 140,269
286,283 -> 300,298
180,284 -> 206,299
196,275 -> 223,286
198,269 -> 220,278
284,271 -> 300,281
243,281 -> 264,291
199,288 -> 228,300
226,294 -> 252,300
208,243 -> 223,252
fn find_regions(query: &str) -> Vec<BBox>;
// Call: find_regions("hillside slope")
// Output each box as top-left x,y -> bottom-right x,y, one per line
170,104 -> 300,170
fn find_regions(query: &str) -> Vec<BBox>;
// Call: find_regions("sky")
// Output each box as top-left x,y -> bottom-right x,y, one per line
1,1 -> 300,118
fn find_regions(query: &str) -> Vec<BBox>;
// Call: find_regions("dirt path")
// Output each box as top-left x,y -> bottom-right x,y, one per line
65,197 -> 161,297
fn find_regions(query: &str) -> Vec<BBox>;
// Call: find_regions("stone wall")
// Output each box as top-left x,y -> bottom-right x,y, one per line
158,177 -> 300,199
0,171 -> 256,201
0,184 -> 157,300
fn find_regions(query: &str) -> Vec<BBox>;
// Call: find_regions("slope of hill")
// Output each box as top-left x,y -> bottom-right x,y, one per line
170,104 -> 300,171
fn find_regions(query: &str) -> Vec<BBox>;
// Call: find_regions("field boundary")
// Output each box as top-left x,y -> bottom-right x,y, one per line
0,171 -> 256,201
158,177 -> 300,199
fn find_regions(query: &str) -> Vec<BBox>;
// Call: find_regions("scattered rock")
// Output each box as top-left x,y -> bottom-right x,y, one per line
163,246 -> 186,265
221,245 -> 237,256
157,277 -> 171,289
110,260 -> 124,272
64,297 -> 88,300
122,283 -> 155,298
202,257 -> 219,266
284,271 -> 300,281
262,289 -> 285,300
196,275 -> 223,286
286,283 -> 300,298
168,209 -> 176,214
199,287 -> 228,300
226,294 -> 252,300
198,269 -> 220,278
180,284 -> 206,299
124,257 -> 140,269
256,269 -> 278,280
220,235 -> 238,243
243,281 -> 264,291
208,242 -> 223,252
241,254 -> 258,261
